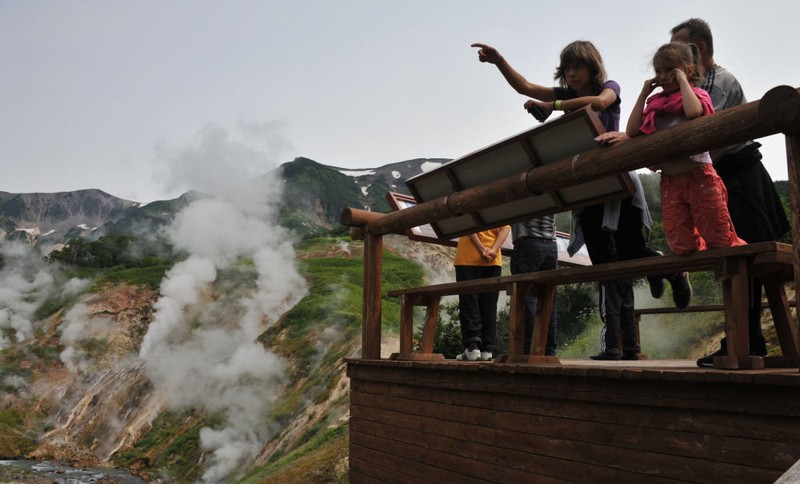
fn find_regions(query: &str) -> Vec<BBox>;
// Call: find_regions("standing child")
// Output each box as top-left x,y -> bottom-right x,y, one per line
624,42 -> 746,255
472,40 -> 663,361
454,226 -> 510,361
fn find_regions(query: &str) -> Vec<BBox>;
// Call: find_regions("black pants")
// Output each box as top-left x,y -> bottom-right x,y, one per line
715,144 -> 789,353
510,237 -> 558,355
455,265 -> 501,353
580,198 -> 657,355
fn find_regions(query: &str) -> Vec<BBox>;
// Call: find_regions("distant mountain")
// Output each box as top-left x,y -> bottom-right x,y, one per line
278,156 -> 449,235
0,157 -> 451,248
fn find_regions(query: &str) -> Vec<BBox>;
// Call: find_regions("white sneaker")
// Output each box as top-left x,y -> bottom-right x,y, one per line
456,348 -> 481,361
480,351 -> 493,361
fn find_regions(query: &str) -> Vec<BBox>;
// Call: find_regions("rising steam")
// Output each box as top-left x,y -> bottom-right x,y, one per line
139,122 -> 307,482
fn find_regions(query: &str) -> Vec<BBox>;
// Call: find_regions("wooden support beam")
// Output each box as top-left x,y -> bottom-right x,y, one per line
787,133 -> 800,372
420,296 -> 441,354
362,233 -> 383,359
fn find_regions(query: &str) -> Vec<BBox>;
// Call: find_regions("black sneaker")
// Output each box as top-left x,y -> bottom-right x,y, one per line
621,352 -> 640,361
668,272 -> 692,309
647,251 -> 665,299
696,347 -> 726,368
590,352 -> 622,361
648,275 -> 665,299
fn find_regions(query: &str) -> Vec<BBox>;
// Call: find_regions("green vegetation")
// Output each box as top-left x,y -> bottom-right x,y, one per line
0,409 -> 35,457
47,233 -> 177,270
113,410 -> 211,483
240,423 -> 348,484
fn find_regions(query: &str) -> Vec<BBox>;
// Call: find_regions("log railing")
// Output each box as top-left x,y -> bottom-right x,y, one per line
341,85 -> 800,361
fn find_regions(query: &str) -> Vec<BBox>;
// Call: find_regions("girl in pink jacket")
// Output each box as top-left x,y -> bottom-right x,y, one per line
625,42 -> 745,255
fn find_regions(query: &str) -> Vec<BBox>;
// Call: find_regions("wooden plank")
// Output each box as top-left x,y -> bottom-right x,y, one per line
349,364 -> 800,416
352,390 -> 800,473
353,378 -> 800,443
352,400 -> 785,482
351,429 -> 517,483
352,410 -> 672,483
387,242 -> 790,298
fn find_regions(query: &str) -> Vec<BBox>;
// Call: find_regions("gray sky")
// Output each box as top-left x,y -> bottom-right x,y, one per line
3,0 -> 798,203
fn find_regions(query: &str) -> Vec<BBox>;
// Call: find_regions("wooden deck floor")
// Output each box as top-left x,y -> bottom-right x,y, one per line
348,358 -> 800,483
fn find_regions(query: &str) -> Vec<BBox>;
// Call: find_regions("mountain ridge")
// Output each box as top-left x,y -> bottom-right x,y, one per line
1,156 -> 451,249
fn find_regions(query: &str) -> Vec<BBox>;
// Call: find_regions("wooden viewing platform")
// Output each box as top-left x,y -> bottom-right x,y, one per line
348,359 -> 800,483
342,85 -> 800,482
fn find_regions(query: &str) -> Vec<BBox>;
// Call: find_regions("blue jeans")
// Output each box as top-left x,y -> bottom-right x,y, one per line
510,237 -> 558,355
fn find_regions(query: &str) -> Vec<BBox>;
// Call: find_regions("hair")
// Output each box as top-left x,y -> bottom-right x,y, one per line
670,18 -> 714,57
653,42 -> 705,86
553,40 -> 607,90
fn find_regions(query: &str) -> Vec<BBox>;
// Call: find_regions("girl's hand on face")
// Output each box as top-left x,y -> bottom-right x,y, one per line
673,67 -> 688,85
641,77 -> 659,96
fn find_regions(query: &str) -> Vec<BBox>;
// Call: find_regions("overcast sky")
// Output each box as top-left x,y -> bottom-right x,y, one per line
3,0 -> 799,203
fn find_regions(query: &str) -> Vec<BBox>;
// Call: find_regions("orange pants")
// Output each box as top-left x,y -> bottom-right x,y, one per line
660,163 -> 747,255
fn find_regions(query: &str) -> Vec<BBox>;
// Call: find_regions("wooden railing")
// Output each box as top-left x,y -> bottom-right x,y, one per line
341,85 -> 800,362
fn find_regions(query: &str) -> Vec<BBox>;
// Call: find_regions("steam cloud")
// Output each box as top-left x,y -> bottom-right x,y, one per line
139,122 -> 307,482
0,242 -> 89,351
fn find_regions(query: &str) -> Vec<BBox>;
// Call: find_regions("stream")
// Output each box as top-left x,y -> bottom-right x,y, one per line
0,460 -> 147,483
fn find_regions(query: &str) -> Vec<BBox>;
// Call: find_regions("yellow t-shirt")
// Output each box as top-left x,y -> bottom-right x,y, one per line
454,227 -> 509,267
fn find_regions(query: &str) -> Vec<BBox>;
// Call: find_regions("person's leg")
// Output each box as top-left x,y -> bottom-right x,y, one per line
478,266 -> 502,356
591,280 -> 623,360
687,165 -> 746,249
579,204 -> 619,357
619,279 -> 639,358
661,173 -> 705,255
511,238 -> 556,354
455,266 -> 482,351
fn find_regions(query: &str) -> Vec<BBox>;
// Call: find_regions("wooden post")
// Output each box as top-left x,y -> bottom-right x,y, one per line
507,282 -> 527,358
531,285 -> 555,356
786,133 -> 800,371
398,295 -> 414,355
420,297 -> 441,354
362,232 -> 383,359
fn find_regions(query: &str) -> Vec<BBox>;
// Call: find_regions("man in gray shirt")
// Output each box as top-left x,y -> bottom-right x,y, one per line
671,18 -> 790,367
510,216 -> 558,355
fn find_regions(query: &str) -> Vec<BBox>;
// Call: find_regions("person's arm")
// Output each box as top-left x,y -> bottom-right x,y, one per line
468,233 -> 486,255
472,43 -> 556,101
626,77 -> 658,137
675,68 -> 703,119
483,226 -> 510,262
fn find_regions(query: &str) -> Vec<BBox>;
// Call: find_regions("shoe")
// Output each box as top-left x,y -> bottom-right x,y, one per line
668,272 -> 692,309
648,275 -> 665,299
621,352 -> 640,361
590,352 -> 622,361
480,351 -> 493,361
647,251 -> 665,299
696,347 -> 726,368
456,348 -> 481,361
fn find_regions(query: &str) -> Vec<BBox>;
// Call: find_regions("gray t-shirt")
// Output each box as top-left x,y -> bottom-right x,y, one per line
701,65 -> 749,158
512,215 -> 556,242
